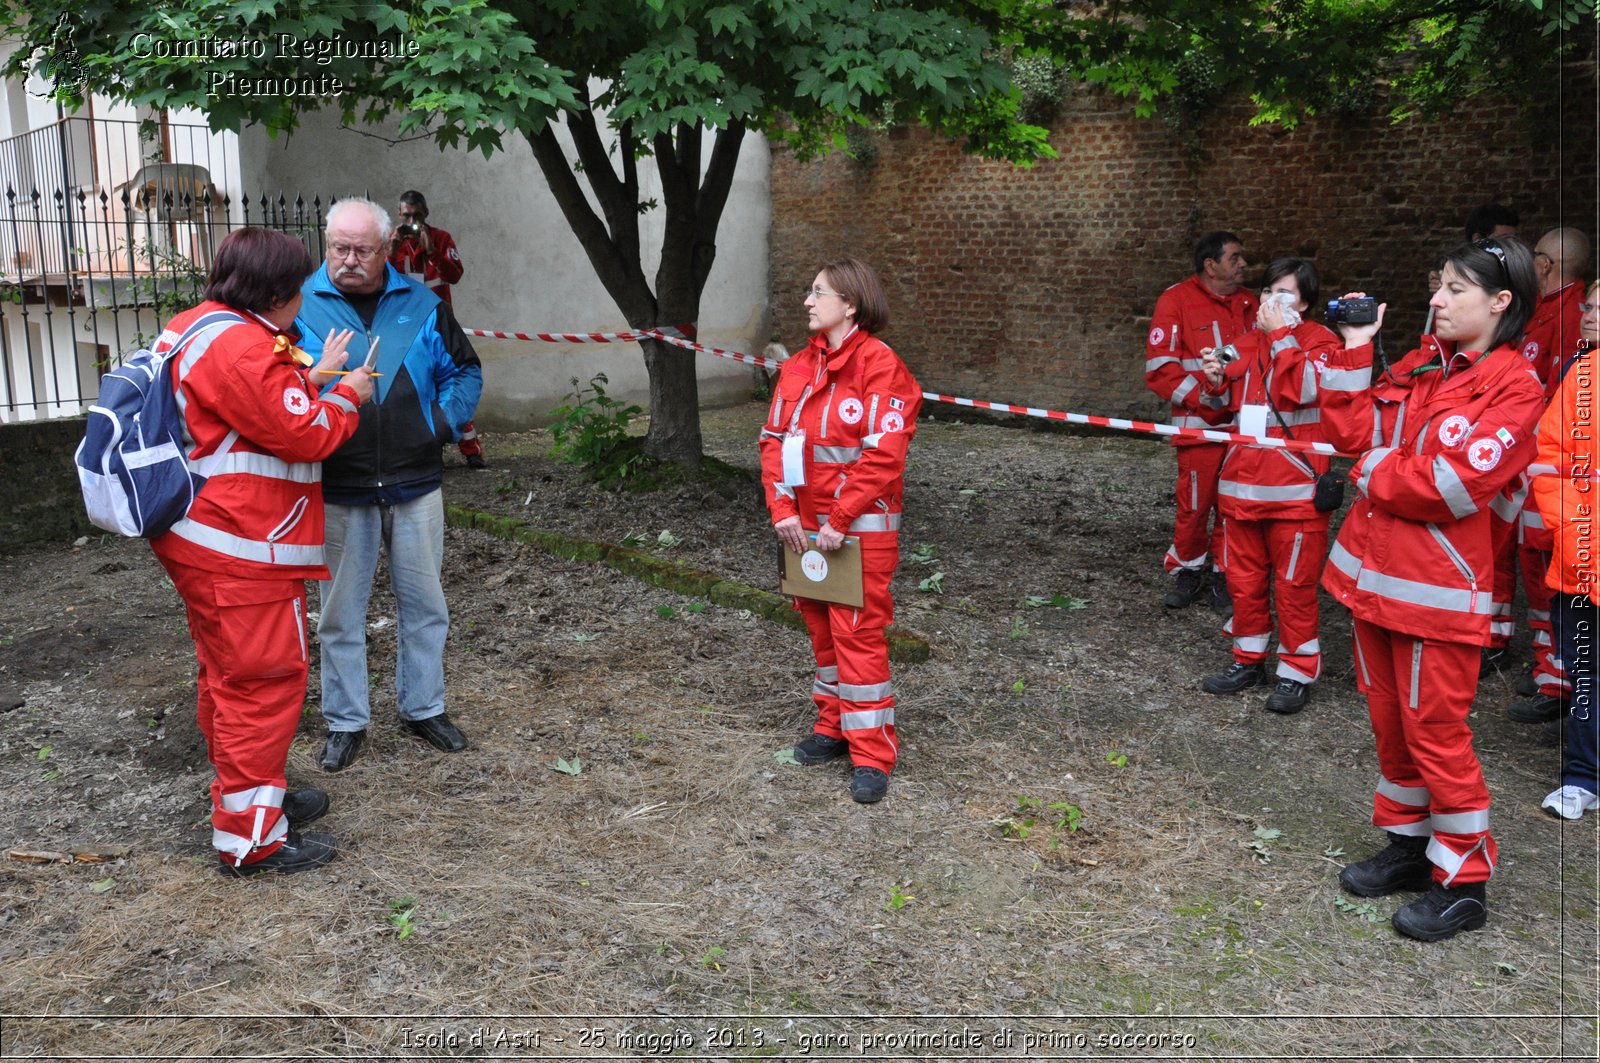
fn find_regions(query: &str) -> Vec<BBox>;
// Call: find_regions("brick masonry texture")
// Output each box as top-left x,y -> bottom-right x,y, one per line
770,72 -> 1597,421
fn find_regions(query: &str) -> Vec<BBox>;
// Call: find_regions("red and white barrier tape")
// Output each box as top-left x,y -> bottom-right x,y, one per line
464,323 -> 1351,458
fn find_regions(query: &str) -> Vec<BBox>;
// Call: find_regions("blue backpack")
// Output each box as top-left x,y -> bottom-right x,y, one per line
75,310 -> 246,537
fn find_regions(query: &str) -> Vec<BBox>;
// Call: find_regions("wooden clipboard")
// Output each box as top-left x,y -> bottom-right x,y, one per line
779,535 -> 864,608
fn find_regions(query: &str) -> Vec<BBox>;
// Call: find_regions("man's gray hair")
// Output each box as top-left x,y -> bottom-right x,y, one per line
327,197 -> 392,241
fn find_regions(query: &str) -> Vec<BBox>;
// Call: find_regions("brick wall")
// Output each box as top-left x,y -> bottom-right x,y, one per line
770,68 -> 1597,420
0,418 -> 94,552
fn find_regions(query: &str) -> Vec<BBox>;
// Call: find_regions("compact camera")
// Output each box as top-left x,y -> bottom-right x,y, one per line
1326,297 -> 1379,325
397,222 -> 421,238
1213,343 -> 1241,366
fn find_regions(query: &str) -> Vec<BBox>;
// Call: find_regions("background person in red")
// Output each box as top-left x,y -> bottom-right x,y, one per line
1530,280 -> 1599,818
151,227 -> 373,875
389,190 -> 485,468
760,257 -> 921,804
1198,258 -> 1345,715
1145,231 -> 1257,616
1320,238 -> 1545,941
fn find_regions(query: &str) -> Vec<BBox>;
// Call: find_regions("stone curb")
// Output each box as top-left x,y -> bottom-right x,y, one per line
445,504 -> 932,663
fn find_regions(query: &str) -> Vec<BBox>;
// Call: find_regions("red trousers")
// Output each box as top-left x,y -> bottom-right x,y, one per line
1352,618 -> 1497,885
1165,443 -> 1226,572
160,558 -> 309,867
798,565 -> 898,773
1520,543 -> 1566,695
1222,515 -> 1327,682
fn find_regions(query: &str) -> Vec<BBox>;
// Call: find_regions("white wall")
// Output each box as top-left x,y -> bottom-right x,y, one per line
239,106 -> 772,429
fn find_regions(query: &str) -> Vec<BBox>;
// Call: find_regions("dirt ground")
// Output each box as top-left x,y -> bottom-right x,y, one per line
1,399 -> 1596,1061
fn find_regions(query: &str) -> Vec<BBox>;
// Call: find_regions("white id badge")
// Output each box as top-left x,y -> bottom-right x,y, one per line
1239,404 -> 1269,439
781,431 -> 807,486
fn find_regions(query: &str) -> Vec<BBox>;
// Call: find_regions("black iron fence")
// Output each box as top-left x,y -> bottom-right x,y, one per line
0,116 -> 335,422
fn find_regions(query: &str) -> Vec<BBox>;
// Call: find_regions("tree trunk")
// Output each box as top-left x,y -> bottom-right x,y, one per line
524,117 -> 745,469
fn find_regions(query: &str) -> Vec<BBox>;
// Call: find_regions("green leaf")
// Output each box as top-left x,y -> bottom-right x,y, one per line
552,757 -> 583,776
89,878 -> 115,894
1253,826 -> 1283,841
773,748 -> 801,766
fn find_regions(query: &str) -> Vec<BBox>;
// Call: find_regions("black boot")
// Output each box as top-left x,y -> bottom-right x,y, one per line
1209,571 -> 1233,618
1338,832 -> 1432,897
1164,568 -> 1205,609
1392,881 -> 1488,941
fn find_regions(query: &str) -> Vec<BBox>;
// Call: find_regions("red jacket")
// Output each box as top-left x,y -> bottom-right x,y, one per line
1145,275 -> 1257,446
1320,337 -> 1547,644
1522,282 -> 1585,397
389,224 -> 464,306
152,302 -> 363,579
759,328 -> 920,566
1532,348 -> 1598,602
1211,320 -> 1343,519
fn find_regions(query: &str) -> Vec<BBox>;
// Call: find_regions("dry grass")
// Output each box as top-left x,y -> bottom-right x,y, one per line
0,404 -> 1596,1059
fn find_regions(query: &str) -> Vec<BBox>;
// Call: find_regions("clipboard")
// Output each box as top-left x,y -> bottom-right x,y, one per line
779,534 -> 864,608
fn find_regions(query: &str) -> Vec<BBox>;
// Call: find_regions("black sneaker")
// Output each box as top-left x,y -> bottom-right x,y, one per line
220,831 -> 337,877
281,788 -> 329,826
1338,834 -> 1432,897
1209,571 -> 1233,618
465,452 -> 488,470
791,733 -> 848,766
1163,568 -> 1205,609
1263,678 -> 1310,715
1392,881 -> 1487,941
850,767 -> 889,804
1513,668 -> 1539,697
1507,694 -> 1565,723
1201,662 -> 1264,695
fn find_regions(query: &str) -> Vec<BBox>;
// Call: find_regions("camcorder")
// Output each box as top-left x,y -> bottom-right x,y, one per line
397,222 -> 421,239
1326,297 -> 1379,325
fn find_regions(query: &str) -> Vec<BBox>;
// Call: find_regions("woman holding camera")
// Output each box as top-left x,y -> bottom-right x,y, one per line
1199,258 -> 1344,715
760,256 -> 921,804
1320,239 -> 1545,940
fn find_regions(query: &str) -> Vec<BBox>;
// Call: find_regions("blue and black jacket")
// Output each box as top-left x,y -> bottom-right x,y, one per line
297,264 -> 483,505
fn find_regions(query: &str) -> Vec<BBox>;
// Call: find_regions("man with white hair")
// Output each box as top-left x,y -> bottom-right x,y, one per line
295,197 -> 483,771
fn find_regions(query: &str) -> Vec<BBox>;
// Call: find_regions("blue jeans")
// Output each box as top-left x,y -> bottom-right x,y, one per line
1554,592 -> 1599,792
318,490 -> 449,732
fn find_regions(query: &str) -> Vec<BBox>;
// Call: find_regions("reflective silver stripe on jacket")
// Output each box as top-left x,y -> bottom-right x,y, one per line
205,451 -> 322,484
1287,638 -> 1321,655
1270,335 -> 1302,357
839,680 -> 893,701
1285,532 -> 1304,581
167,517 -> 326,567
1377,775 -> 1430,806
1433,457 -> 1477,520
324,392 -> 358,416
1318,366 -> 1371,393
1356,447 -> 1395,495
813,665 -> 839,698
1519,507 -> 1546,530
1218,481 -> 1316,503
814,445 -> 862,464
1524,462 -> 1559,478
1274,407 -> 1322,428
1489,485 -> 1525,522
1171,376 -> 1198,405
219,784 -> 287,813
841,707 -> 894,729
1172,413 -> 1221,430
821,512 -> 902,532
1327,541 -> 1492,616
1146,355 -> 1180,372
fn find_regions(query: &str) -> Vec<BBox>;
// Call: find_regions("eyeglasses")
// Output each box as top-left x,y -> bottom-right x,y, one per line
803,287 -> 846,300
1475,238 -> 1510,283
1582,303 -> 1598,314
329,243 -> 383,262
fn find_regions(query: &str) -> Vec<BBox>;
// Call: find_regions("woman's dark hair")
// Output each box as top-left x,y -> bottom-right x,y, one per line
1262,256 -> 1319,311
203,227 -> 314,313
1441,238 -> 1538,351
820,256 -> 889,334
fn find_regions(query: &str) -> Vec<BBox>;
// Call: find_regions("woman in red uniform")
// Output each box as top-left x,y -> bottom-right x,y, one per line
1199,258 -> 1343,714
760,257 -> 921,804
1321,239 -> 1545,939
152,228 -> 373,875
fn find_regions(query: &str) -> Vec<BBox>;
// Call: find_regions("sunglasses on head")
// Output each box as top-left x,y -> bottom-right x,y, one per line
1474,238 -> 1511,285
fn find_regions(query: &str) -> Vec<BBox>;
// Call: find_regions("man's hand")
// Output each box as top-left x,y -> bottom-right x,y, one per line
814,524 -> 846,551
1200,347 -> 1226,387
341,366 -> 375,404
774,515 -> 808,554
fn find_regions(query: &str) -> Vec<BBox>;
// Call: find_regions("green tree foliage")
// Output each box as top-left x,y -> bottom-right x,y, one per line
3,0 -> 1053,467
1032,0 -> 1596,128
